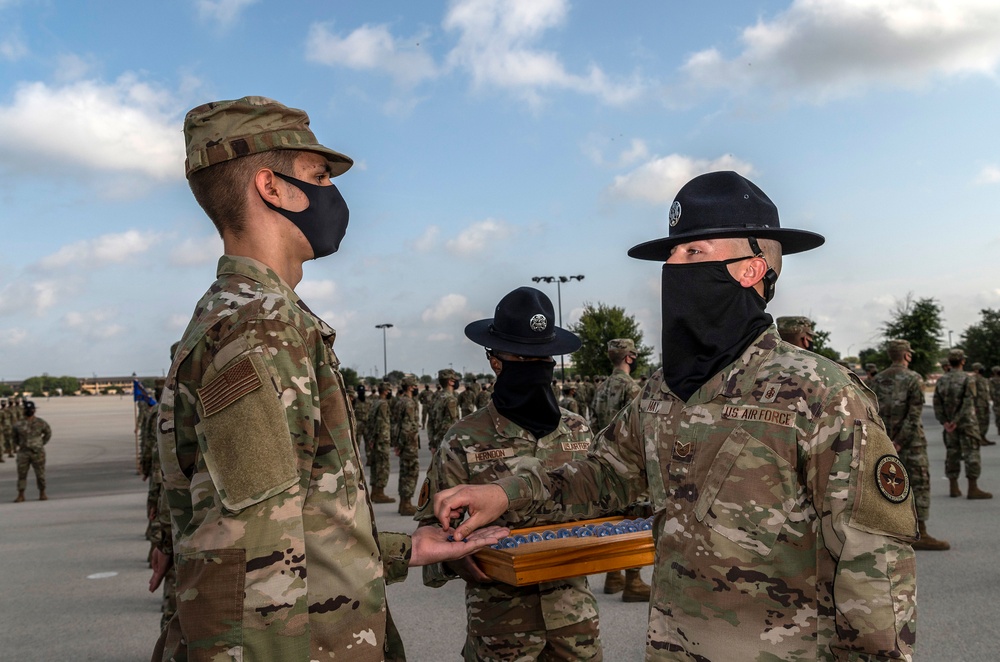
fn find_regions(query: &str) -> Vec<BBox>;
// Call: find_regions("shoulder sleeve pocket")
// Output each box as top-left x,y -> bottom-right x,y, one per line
848,419 -> 918,541
197,350 -> 298,512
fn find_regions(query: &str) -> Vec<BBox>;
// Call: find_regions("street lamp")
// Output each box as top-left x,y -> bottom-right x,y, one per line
375,323 -> 393,377
531,274 -> 585,380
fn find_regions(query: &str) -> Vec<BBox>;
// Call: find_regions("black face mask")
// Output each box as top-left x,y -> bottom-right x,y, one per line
491,358 -> 561,439
660,259 -> 773,402
263,171 -> 350,259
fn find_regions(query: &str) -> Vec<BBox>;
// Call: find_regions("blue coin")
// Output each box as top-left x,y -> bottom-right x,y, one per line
597,527 -> 613,537
578,528 -> 594,537
571,526 -> 586,537
639,518 -> 653,531
541,530 -> 557,540
613,525 -> 627,535
500,537 -> 519,549
513,535 -> 528,545
527,532 -> 544,543
556,528 -> 573,539
623,523 -> 638,533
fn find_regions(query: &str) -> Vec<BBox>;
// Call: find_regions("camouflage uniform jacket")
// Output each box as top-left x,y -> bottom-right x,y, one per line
871,365 -> 927,449
457,388 -> 478,417
430,391 -> 460,447
475,386 -> 492,409
558,396 -> 580,415
494,329 -> 918,661
13,417 -> 51,452
590,367 -> 639,431
416,401 -> 600,639
393,393 -> 419,447
369,397 -> 391,445
156,256 -> 409,662
933,370 -> 978,433
991,376 -> 1000,408
353,397 -> 370,439
971,372 -> 991,421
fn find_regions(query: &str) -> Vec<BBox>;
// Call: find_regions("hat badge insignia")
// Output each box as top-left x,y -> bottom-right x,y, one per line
529,314 -> 548,332
669,200 -> 682,227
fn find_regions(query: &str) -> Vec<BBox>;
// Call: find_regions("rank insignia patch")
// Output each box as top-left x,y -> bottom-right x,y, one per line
875,455 -> 910,503
417,478 -> 430,509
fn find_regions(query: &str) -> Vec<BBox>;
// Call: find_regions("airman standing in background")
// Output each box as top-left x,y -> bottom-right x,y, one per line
776,315 -> 814,350
13,400 -> 51,502
934,349 -> 992,499
395,375 -> 421,516
369,382 -> 395,504
430,369 -> 461,452
970,362 -> 994,445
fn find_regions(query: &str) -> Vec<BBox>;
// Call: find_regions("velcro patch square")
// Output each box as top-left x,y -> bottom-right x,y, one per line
198,355 -> 263,417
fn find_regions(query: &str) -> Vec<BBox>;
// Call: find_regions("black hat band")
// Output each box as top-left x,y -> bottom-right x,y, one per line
488,324 -> 555,344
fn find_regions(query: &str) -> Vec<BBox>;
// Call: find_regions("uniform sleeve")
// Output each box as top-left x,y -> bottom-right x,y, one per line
41,421 -> 52,444
416,429 -> 473,587
811,386 -> 917,659
378,532 -> 412,585
901,377 -> 924,442
501,397 -> 648,524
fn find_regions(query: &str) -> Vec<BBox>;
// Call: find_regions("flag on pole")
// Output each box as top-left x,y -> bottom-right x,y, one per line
133,379 -> 157,406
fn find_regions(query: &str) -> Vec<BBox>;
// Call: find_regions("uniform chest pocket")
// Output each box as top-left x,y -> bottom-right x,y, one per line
693,427 -> 795,557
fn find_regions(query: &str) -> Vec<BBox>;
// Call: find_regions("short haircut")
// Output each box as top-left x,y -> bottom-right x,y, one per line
888,344 -> 909,362
188,150 -> 298,238
608,348 -> 634,364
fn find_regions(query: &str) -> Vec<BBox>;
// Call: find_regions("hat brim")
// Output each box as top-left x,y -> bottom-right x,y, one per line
627,227 -> 825,261
290,145 -> 354,177
464,319 -> 581,356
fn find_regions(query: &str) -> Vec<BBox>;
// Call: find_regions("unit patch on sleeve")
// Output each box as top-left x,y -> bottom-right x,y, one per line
875,455 -> 910,503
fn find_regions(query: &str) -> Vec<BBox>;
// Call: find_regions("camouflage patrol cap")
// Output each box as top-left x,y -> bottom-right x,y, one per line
438,368 -> 459,381
401,374 -> 418,388
378,381 -> 392,394
865,363 -> 877,371
948,349 -> 966,362
183,96 -> 353,178
776,316 -> 813,335
607,338 -> 637,355
972,362 -> 984,371
993,366 -> 1000,374
887,339 -> 911,354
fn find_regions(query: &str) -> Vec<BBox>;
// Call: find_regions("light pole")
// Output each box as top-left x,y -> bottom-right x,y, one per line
375,323 -> 393,377
948,330 -> 953,349
531,274 -> 585,380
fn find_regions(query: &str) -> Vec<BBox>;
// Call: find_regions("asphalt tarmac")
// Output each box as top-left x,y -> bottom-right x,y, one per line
0,394 -> 996,660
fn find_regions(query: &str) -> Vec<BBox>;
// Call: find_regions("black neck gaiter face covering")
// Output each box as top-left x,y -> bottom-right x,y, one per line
661,259 -> 773,402
263,171 -> 350,259
491,358 -> 561,439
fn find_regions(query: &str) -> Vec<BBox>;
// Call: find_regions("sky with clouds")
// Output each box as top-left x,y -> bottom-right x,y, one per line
1,0 -> 999,380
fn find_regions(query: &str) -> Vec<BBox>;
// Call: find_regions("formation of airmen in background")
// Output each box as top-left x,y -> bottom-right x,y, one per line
2,397 -> 53,503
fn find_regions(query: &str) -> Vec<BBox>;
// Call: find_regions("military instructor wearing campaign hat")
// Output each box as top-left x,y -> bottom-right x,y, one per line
434,171 -> 918,661
153,96 -> 506,661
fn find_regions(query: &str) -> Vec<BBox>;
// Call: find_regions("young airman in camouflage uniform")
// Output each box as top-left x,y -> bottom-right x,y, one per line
0,400 -> 11,461
12,400 -> 51,502
970,362 -> 994,444
476,378 -> 493,409
419,383 -> 435,428
559,385 -> 580,414
430,369 -> 461,451
153,96 -> 503,661
871,339 -> 950,549
458,380 -> 478,417
776,315 -> 814,350
368,382 -> 395,504
417,287 -> 603,661
395,375 -> 422,515
590,337 -> 651,601
934,349 -> 992,499
991,366 -> 1000,434
434,172 -> 918,661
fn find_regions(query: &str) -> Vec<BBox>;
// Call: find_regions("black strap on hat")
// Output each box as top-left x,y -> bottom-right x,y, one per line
488,324 -> 555,344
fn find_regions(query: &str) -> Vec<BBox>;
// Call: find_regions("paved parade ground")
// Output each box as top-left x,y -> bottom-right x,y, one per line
0,395 -> 997,660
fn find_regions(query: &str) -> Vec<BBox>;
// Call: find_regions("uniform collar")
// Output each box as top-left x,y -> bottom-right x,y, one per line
660,326 -> 779,405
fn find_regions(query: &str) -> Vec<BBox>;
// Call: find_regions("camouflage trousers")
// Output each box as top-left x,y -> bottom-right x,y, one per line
16,448 -> 46,492
0,430 -> 11,456
977,406 -> 991,439
898,446 -> 931,521
463,618 -> 602,662
421,405 -> 429,428
370,434 -> 391,489
397,432 -> 420,500
160,564 -> 177,632
994,405 -> 1000,436
944,429 -> 981,480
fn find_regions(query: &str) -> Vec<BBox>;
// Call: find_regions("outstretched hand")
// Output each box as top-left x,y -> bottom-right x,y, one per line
433,483 -> 510,542
410,523 -> 510,567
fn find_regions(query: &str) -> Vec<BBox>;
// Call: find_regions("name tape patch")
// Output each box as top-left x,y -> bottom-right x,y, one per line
561,441 -> 591,452
466,448 -> 516,463
720,404 -> 795,428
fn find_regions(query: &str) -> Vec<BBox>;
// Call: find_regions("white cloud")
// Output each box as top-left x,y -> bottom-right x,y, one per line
196,0 -> 259,28
583,135 -> 650,168
681,0 -> 1000,102
38,230 -> 160,270
0,77 -> 184,180
427,332 -> 455,342
168,234 -> 223,267
0,327 -> 28,347
63,309 -> 123,340
422,294 -> 469,323
306,22 -> 438,87
975,164 -> 1000,184
609,154 -> 756,204
443,0 -> 643,106
297,279 -> 337,303
54,53 -> 96,82
1,32 -> 26,61
445,218 -> 514,255
412,225 -> 440,252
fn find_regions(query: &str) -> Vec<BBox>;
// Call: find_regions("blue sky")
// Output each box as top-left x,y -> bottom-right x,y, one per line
1,0 -> 999,380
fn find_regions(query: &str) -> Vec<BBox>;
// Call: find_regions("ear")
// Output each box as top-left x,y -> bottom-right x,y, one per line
254,168 -> 282,207
488,355 -> 503,376
734,256 -> 769,290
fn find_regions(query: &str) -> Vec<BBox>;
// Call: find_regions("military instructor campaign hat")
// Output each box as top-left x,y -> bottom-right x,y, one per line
183,96 -> 353,178
628,171 -> 826,261
465,287 -> 581,357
